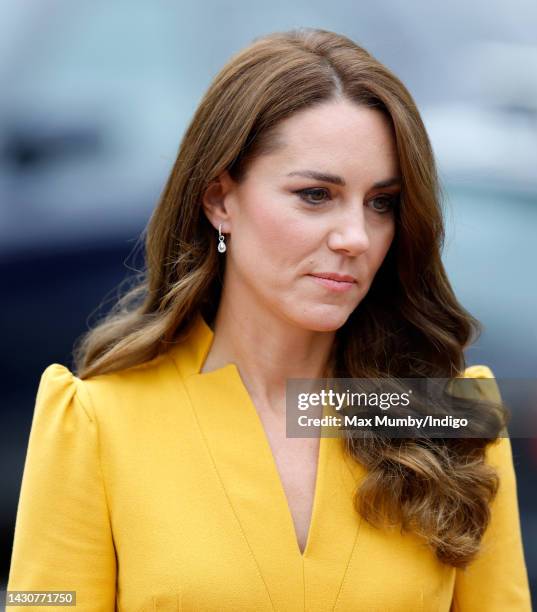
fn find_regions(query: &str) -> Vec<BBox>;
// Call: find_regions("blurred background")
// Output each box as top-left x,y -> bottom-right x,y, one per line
1,0 -> 536,603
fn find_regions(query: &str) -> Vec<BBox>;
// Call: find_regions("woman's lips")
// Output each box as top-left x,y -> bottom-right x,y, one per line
308,274 -> 356,293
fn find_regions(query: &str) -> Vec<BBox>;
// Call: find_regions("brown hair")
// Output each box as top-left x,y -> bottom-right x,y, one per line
73,28 -> 507,568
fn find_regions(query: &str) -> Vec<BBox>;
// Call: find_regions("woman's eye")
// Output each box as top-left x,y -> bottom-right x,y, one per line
295,187 -> 330,205
369,195 -> 398,214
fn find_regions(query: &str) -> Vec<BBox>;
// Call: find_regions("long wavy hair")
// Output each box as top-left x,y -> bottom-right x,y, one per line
73,28 -> 508,569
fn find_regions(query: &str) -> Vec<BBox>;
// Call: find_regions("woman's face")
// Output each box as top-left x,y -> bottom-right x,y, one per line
213,98 -> 401,332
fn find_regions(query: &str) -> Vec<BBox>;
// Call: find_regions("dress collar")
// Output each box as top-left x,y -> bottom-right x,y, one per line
167,311 -> 215,378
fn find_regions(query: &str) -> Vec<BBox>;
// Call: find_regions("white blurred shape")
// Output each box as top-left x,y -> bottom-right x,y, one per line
423,103 -> 537,194
462,41 -> 537,109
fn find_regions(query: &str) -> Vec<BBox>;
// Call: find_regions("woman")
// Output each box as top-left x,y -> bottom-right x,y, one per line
7,28 -> 531,610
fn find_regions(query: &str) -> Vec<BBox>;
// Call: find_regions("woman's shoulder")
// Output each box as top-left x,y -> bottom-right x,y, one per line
36,349 -> 179,424
459,363 -> 514,468
35,314 -> 210,426
33,363 -> 94,424
40,350 -> 171,388
459,363 -> 501,403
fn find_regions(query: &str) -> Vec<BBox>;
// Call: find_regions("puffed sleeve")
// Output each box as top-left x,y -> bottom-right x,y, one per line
450,365 -> 532,611
6,364 -> 117,611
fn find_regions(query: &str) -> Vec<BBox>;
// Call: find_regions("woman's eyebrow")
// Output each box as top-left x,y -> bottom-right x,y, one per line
286,169 -> 401,189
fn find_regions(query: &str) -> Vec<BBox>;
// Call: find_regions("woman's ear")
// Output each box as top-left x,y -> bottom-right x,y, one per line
201,170 -> 236,232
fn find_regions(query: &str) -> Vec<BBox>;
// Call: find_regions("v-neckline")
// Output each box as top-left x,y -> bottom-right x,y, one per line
210,361 -> 324,559
165,313 -> 364,568
166,312 -> 366,608
182,313 -> 325,560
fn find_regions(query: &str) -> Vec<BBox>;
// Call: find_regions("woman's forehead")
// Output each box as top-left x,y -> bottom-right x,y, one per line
249,105 -> 400,183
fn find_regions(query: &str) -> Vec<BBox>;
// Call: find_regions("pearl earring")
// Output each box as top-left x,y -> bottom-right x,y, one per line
217,223 -> 227,253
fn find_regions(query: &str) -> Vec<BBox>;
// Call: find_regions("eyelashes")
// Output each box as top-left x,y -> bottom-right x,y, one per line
295,187 -> 331,205
294,187 -> 400,213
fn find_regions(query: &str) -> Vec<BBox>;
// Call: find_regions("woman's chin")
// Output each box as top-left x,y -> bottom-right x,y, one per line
294,310 -> 351,333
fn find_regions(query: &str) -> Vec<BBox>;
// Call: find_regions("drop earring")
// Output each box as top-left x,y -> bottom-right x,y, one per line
217,223 -> 227,253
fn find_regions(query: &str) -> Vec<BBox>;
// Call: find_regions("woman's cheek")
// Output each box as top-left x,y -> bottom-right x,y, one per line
253,201 -> 296,241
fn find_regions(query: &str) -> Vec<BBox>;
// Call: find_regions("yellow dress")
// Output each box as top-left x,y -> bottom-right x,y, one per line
7,312 -> 532,611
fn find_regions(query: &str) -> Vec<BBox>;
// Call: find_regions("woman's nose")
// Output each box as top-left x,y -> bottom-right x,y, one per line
327,205 -> 370,255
